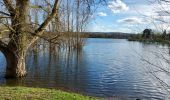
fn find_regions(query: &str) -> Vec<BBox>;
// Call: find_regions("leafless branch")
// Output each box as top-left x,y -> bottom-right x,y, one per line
35,0 -> 59,36
0,11 -> 10,16
3,0 -> 15,15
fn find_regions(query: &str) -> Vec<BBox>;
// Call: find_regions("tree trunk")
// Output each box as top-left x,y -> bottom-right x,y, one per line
2,46 -> 27,78
4,0 -> 30,78
0,0 -> 59,78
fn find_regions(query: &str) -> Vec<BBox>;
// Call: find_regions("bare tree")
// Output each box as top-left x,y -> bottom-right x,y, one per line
0,0 -> 59,78
0,0 -> 107,78
140,0 -> 170,93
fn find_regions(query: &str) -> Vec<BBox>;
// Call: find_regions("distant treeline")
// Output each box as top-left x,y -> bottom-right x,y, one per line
83,32 -> 132,39
128,29 -> 170,43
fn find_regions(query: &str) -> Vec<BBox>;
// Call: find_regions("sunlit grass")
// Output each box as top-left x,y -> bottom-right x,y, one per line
0,86 -> 97,100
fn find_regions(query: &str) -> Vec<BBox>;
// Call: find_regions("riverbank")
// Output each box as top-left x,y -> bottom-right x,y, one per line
0,86 -> 96,100
128,35 -> 170,44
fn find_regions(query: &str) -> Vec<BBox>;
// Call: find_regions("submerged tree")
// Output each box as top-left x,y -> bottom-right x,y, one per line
0,0 -> 59,78
0,0 -> 107,78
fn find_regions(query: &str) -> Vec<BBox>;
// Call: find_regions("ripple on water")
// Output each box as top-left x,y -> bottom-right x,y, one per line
0,39 -> 169,99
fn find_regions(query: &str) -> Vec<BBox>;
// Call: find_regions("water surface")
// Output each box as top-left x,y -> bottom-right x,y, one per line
0,39 -> 170,100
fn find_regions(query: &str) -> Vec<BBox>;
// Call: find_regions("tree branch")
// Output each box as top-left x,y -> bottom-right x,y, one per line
30,5 -> 51,13
0,16 -> 10,19
29,0 -> 59,46
35,0 -> 59,36
160,0 -> 170,3
3,0 -> 15,15
0,11 -> 10,16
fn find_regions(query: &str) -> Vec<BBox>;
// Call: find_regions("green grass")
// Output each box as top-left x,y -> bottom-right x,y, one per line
0,86 -> 97,100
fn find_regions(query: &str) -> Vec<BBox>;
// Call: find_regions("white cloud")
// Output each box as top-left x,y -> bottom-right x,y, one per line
98,12 -> 107,16
129,4 -> 156,16
117,17 -> 145,24
88,1 -> 170,33
108,0 -> 129,13
128,3 -> 170,17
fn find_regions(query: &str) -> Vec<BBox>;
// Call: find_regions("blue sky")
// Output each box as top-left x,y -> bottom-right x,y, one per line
87,0 -> 170,33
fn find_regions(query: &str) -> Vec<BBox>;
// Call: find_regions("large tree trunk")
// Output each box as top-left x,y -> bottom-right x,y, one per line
6,50 -> 27,78
2,0 -> 29,78
0,0 -> 59,78
1,43 -> 27,78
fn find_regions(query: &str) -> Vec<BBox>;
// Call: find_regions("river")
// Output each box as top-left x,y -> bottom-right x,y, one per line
0,38 -> 170,100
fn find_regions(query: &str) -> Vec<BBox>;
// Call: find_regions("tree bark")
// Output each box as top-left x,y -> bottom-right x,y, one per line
0,42 -> 27,78
0,0 -> 59,78
2,0 -> 29,78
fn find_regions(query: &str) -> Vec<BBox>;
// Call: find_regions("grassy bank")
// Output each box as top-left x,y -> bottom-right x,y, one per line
0,86 -> 96,100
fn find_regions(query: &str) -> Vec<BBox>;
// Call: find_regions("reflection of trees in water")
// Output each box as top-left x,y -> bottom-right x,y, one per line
19,42 -> 88,91
2,37 -> 88,91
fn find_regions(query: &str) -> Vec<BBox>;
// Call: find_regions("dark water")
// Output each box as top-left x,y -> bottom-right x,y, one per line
0,39 -> 170,99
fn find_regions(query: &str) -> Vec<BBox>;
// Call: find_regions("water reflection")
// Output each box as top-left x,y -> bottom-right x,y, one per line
0,39 -> 170,99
